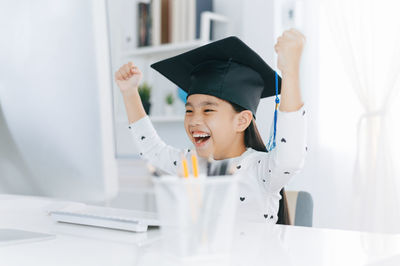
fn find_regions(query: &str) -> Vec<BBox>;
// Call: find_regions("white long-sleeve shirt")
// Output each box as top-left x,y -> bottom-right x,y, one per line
128,105 -> 307,223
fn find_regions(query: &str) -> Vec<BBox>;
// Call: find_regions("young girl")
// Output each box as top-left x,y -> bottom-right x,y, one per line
115,29 -> 306,225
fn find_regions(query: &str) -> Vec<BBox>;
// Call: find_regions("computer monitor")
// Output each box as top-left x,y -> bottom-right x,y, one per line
0,0 -> 118,203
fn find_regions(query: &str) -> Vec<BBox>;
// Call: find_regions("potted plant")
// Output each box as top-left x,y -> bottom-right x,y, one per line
165,92 -> 174,115
138,82 -> 152,114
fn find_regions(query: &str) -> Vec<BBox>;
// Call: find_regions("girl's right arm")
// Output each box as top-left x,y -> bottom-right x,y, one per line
115,62 -> 146,124
115,62 -> 186,175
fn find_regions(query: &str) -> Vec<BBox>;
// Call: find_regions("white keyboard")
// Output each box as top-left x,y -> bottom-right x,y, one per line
49,204 -> 160,232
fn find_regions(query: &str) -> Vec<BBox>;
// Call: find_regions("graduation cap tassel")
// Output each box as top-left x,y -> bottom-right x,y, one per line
266,71 -> 280,152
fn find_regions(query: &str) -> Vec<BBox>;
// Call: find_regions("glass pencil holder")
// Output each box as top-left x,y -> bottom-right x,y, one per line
152,174 -> 238,259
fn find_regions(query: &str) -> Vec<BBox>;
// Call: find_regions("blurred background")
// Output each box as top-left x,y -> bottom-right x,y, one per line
1,0 -> 400,234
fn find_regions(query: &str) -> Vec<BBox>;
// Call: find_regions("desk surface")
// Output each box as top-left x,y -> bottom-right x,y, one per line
1,194 -> 400,266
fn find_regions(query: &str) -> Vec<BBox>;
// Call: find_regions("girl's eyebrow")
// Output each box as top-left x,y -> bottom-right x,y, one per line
185,101 -> 219,107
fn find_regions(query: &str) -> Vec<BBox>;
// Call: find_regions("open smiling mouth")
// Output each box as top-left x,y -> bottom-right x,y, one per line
193,133 -> 211,147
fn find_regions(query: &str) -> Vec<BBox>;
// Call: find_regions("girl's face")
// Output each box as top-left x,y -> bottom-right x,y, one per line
184,94 -> 251,160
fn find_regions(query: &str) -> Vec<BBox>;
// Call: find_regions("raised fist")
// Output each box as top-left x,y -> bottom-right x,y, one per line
274,28 -> 305,75
115,62 -> 142,95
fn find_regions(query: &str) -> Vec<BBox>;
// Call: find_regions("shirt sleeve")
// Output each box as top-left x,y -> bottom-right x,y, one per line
260,104 -> 307,192
128,116 -> 185,175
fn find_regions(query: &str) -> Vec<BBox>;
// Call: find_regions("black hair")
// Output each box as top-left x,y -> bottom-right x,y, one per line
230,102 -> 291,225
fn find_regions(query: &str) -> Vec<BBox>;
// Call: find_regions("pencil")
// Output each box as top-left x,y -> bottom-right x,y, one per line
191,154 -> 199,178
182,158 -> 189,178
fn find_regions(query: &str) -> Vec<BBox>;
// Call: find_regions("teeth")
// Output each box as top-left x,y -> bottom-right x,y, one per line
193,133 -> 210,137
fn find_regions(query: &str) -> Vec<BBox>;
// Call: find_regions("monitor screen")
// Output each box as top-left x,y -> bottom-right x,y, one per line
0,0 -> 118,203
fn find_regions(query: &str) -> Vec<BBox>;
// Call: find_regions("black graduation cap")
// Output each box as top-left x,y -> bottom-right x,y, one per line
150,36 -> 281,116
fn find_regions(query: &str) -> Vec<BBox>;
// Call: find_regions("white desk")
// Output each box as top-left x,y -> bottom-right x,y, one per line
1,194 -> 400,266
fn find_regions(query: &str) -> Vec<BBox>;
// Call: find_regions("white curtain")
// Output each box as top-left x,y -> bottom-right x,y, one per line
323,0 -> 400,233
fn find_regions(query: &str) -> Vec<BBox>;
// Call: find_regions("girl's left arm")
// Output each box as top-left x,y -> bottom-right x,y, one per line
263,29 -> 307,192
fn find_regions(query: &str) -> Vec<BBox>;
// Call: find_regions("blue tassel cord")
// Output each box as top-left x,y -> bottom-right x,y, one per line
266,71 -> 280,152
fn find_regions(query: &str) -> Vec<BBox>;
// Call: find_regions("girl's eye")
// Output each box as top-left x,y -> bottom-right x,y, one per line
204,109 -> 214,113
185,110 -> 193,113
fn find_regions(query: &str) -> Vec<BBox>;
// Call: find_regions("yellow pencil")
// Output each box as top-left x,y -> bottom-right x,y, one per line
182,158 -> 189,178
191,154 -> 199,178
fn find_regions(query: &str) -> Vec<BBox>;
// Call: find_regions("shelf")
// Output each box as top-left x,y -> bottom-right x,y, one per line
121,12 -> 230,58
123,39 -> 208,57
